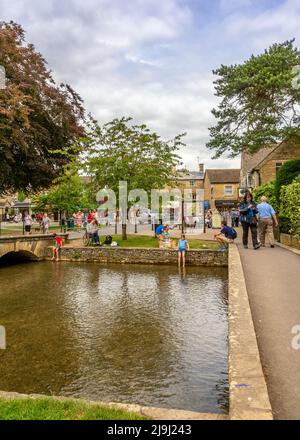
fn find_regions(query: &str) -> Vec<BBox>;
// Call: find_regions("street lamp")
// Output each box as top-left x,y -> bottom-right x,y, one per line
115,210 -> 118,235
181,198 -> 185,234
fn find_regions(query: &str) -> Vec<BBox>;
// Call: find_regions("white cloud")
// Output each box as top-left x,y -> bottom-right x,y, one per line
222,0 -> 300,51
3,0 -> 299,171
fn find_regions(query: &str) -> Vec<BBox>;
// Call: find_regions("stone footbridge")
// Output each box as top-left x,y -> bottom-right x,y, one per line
0,234 -> 68,262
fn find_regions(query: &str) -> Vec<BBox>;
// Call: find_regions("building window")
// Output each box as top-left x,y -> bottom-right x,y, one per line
224,185 -> 233,196
190,180 -> 195,187
276,162 -> 283,175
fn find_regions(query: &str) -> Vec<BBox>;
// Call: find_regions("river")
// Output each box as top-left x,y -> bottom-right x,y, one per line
0,261 -> 228,413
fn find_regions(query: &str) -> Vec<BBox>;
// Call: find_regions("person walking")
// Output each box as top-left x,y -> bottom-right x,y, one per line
230,209 -> 236,227
257,196 -> 278,248
87,210 -> 93,224
234,209 -> 240,227
60,211 -> 67,234
75,211 -> 83,232
24,212 -> 32,235
41,213 -> 51,235
205,209 -> 212,228
239,192 -> 261,249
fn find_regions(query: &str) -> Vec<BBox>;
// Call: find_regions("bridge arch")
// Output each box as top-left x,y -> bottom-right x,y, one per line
0,234 -> 68,265
0,250 -> 39,264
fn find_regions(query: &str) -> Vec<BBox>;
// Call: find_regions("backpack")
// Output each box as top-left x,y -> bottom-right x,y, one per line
104,235 -> 112,245
229,227 -> 237,240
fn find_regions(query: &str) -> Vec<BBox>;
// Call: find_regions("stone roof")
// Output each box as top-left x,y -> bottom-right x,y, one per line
177,171 -> 204,180
205,169 -> 241,183
12,201 -> 31,208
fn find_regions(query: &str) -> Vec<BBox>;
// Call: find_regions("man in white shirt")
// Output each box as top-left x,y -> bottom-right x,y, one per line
24,213 -> 32,235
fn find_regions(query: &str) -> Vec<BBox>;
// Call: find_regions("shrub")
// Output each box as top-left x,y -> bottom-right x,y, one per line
253,181 -> 278,211
275,158 -> 300,201
280,176 -> 300,235
278,216 -> 291,234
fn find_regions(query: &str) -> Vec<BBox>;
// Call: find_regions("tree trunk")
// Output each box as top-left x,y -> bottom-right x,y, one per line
122,223 -> 127,240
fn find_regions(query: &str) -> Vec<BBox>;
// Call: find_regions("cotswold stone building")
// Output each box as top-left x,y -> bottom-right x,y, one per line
204,169 -> 240,210
0,194 -> 14,220
240,142 -> 300,190
174,164 -> 204,200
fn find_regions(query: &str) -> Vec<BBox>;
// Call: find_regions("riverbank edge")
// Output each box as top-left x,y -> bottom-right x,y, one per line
44,246 -> 228,266
228,244 -> 273,420
0,391 -> 227,420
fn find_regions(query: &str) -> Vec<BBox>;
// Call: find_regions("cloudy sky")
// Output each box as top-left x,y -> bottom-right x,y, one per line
2,0 -> 300,170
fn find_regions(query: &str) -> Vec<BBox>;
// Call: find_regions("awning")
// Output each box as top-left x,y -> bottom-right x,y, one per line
215,200 -> 238,206
12,202 -> 31,209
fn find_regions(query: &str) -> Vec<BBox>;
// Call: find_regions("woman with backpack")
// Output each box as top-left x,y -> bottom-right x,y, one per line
239,191 -> 261,250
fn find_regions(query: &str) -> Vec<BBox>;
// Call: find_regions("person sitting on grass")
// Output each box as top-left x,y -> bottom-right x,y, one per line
156,224 -> 166,248
156,223 -> 165,236
159,224 -> 177,249
178,234 -> 190,267
52,233 -> 63,261
214,220 -> 237,251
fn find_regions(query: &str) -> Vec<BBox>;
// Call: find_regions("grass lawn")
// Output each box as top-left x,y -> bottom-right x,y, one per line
109,235 -> 219,250
0,397 -> 148,420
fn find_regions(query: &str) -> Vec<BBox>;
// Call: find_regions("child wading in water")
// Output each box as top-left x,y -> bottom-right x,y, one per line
178,234 -> 190,267
52,233 -> 63,261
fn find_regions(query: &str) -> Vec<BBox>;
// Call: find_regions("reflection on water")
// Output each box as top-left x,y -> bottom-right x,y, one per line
0,262 -> 228,413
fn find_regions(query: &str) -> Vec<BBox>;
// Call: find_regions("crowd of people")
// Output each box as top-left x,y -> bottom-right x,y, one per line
6,193 -> 278,263
213,192 -> 278,251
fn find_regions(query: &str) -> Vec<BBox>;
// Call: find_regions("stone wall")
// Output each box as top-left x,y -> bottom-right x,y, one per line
280,233 -> 300,250
45,246 -> 228,266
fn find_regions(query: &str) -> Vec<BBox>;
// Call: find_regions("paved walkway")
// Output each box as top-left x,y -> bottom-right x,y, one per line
238,242 -> 300,419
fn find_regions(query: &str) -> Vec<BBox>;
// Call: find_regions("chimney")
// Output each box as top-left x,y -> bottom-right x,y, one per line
199,163 -> 204,173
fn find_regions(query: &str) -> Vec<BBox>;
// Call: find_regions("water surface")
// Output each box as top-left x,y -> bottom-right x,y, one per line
0,261 -> 228,413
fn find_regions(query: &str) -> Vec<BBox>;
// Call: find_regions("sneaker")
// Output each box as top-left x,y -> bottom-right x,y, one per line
270,245 -> 275,248
243,245 -> 248,249
254,243 -> 261,250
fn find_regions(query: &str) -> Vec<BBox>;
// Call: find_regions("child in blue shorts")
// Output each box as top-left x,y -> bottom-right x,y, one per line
178,234 -> 190,267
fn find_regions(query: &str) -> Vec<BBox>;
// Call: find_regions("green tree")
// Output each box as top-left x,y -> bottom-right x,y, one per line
83,117 -> 185,239
0,22 -> 85,193
207,40 -> 300,158
33,171 -> 94,215
17,190 -> 27,203
253,181 -> 278,211
280,176 -> 300,235
275,158 -> 300,201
